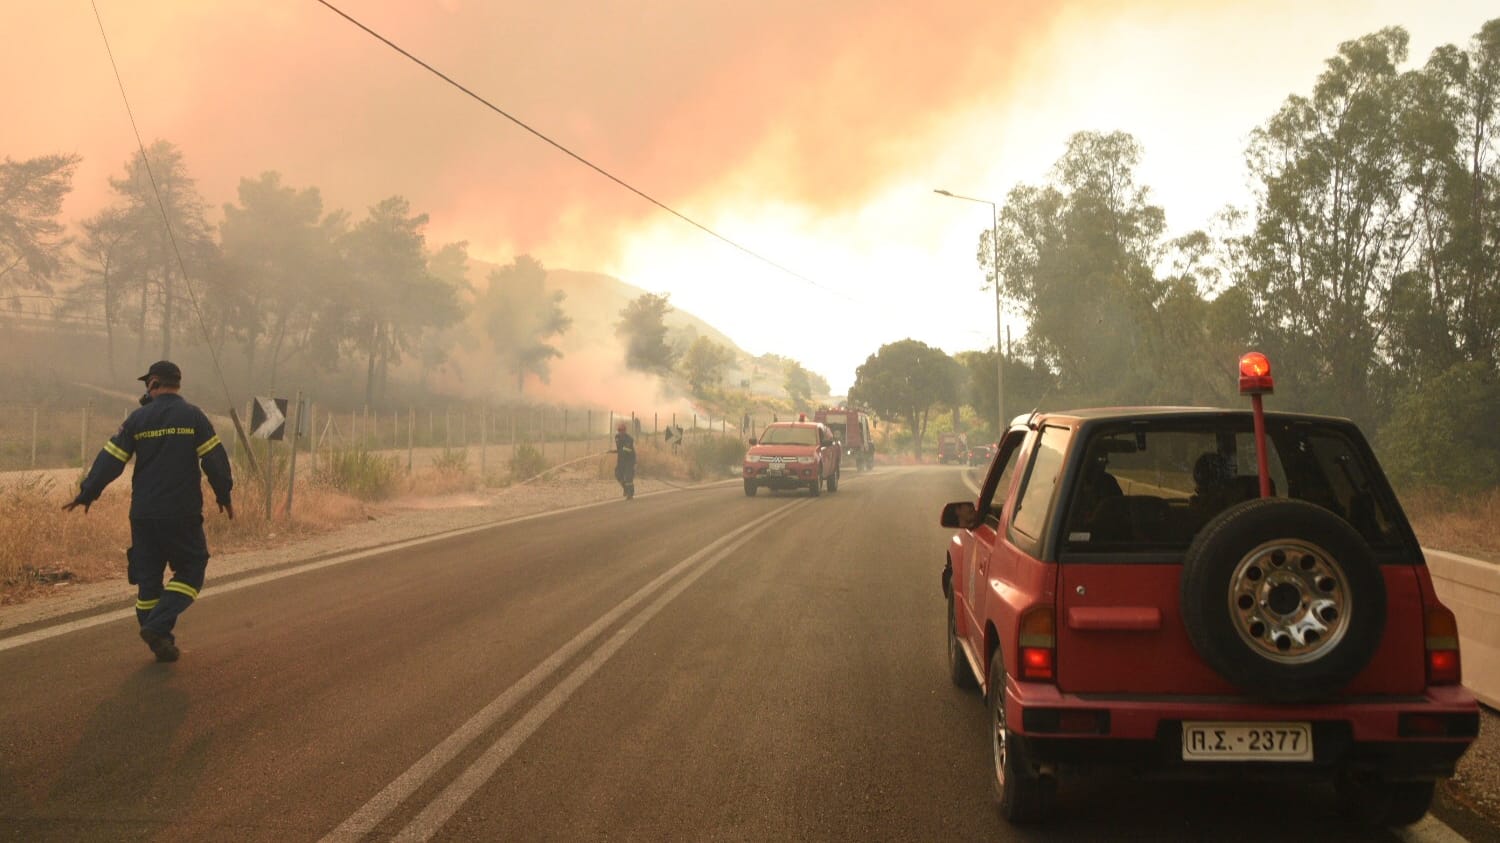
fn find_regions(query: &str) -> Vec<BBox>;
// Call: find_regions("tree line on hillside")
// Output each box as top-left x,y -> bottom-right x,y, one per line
853,21 -> 1500,488
0,143 -> 822,412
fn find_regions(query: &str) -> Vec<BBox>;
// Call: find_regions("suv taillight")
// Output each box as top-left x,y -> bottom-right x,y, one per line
1425,605 -> 1462,686
1018,606 -> 1056,682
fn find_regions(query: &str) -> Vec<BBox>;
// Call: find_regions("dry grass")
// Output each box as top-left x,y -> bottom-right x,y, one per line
1402,486 -> 1500,562
0,470 -> 374,604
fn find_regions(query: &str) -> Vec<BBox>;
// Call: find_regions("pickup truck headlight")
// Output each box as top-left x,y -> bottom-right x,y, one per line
744,455 -> 763,462
796,456 -> 816,464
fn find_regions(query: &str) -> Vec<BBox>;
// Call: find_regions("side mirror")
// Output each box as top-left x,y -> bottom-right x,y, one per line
940,501 -> 979,529
748,438 -> 757,446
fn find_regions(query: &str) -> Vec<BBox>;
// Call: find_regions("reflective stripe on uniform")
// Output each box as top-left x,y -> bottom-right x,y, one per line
164,580 -> 199,599
103,441 -> 130,462
135,598 -> 159,611
196,435 -> 221,457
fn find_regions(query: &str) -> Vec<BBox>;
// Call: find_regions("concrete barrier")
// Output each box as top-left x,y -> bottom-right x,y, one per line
1426,549 -> 1500,709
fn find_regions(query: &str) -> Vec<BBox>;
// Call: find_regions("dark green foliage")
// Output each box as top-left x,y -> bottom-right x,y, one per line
686,436 -> 747,481
479,255 -> 571,393
849,339 -> 958,459
509,443 -> 548,483
1377,361 -> 1500,491
0,153 -> 79,295
314,447 -> 401,500
617,293 -> 679,375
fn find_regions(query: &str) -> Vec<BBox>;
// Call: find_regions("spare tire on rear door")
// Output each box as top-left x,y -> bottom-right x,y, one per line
1180,497 -> 1386,703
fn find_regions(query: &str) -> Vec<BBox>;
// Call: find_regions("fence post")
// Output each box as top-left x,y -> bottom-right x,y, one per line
286,391 -> 303,522
308,401 -> 317,474
407,407 -> 415,473
80,401 -> 92,467
445,407 -> 452,450
562,409 -> 568,462
31,406 -> 39,468
480,405 -> 488,477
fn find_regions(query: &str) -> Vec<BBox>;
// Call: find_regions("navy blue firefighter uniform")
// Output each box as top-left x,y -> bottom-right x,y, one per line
73,391 -> 233,655
613,424 -> 636,499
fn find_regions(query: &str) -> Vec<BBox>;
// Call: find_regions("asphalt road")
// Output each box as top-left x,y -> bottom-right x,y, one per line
0,466 -> 1487,841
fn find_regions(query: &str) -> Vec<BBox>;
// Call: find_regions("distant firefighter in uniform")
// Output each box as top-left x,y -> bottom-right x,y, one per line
63,361 -> 234,663
610,420 -> 636,500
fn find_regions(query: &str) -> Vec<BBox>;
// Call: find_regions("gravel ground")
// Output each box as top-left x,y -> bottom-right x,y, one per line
1446,705 -> 1500,825
4,468 -> 1497,833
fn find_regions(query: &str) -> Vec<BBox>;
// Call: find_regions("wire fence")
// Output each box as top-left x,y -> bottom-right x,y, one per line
0,400 -> 778,474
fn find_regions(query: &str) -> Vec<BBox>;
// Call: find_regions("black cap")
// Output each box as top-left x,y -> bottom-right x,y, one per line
137,360 -> 182,383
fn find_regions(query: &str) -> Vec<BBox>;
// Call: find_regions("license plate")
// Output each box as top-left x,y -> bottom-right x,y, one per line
768,465 -> 784,475
1182,721 -> 1313,762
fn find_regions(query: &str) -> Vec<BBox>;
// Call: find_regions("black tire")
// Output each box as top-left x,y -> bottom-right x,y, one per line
987,649 -> 1056,823
743,480 -> 757,497
827,468 -> 839,493
808,476 -> 821,497
948,592 -> 978,689
1180,498 -> 1386,703
1336,773 -> 1434,827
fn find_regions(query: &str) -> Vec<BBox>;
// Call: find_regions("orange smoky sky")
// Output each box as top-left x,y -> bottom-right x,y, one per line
3,0 -> 1062,265
6,0 -> 1494,397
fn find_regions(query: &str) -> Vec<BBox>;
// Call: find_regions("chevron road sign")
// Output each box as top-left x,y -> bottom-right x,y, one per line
251,396 -> 287,440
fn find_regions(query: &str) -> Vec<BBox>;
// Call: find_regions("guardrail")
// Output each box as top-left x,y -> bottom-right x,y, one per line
1427,549 -> 1500,709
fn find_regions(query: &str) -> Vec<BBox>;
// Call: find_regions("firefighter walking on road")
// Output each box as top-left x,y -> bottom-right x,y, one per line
63,361 -> 234,663
610,420 -> 636,500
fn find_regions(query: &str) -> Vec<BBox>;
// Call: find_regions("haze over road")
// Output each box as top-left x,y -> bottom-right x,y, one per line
0,468 -> 1479,841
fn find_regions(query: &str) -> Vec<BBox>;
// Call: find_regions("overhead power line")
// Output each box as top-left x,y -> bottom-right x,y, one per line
90,0 -> 263,478
313,0 -> 849,300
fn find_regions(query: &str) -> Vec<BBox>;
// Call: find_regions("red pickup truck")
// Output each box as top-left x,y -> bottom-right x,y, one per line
742,421 -> 841,497
939,353 -> 1477,826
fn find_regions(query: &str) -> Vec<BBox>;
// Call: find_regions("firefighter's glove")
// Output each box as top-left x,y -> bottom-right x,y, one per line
62,499 -> 90,514
219,502 -> 235,520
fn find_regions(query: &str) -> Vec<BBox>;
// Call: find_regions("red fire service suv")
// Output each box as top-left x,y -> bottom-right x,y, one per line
743,420 -> 841,497
939,352 -> 1477,826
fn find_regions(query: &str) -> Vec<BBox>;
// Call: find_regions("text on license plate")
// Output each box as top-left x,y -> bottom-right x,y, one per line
1182,721 -> 1313,762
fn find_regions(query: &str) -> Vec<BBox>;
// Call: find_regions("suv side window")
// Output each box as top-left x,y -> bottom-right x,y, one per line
1010,425 -> 1072,550
982,432 -> 1026,526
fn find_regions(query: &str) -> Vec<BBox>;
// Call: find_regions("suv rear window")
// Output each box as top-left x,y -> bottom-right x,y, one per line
1062,418 -> 1399,553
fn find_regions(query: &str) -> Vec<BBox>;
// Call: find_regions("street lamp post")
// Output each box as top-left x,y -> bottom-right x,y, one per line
935,189 -> 1005,434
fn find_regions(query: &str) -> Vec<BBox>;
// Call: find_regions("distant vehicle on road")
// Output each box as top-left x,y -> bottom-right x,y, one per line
937,432 -> 968,465
939,352 -> 1477,826
815,406 -> 876,471
743,421 -> 841,497
967,441 -> 997,467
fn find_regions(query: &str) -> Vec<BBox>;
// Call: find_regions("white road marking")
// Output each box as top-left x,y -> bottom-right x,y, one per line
0,494 -> 656,653
322,498 -> 811,842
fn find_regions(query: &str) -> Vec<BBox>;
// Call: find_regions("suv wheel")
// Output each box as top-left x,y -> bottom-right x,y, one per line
808,476 -> 822,497
1180,498 -> 1386,703
743,480 -> 757,497
947,592 -> 977,689
1336,773 -> 1434,827
987,649 -> 1055,823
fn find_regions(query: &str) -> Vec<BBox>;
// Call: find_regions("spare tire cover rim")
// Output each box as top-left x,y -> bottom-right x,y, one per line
1228,538 -> 1351,665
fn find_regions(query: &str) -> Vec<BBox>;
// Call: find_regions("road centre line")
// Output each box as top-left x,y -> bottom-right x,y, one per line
322,497 -> 811,842
0,493 -> 657,653
392,500 -> 799,841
